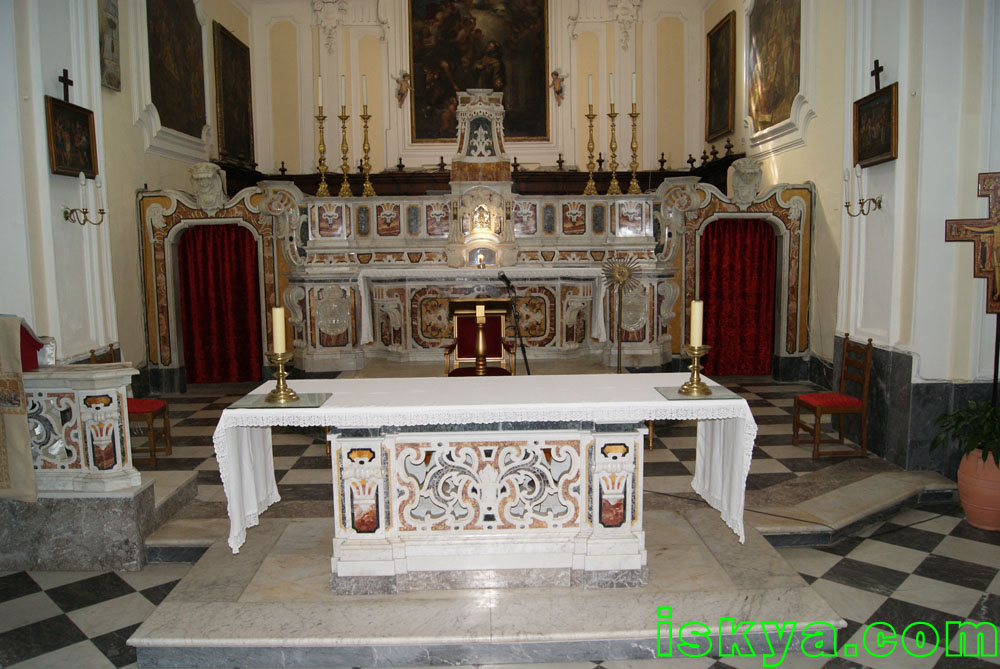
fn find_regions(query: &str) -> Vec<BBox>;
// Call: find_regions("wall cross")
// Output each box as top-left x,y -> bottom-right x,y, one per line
870,60 -> 884,91
58,68 -> 73,102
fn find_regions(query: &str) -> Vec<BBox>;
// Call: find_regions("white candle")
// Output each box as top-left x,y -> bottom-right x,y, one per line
588,75 -> 593,106
317,76 -> 323,106
340,75 -> 346,104
79,172 -> 86,209
95,175 -> 103,209
609,72 -> 614,105
690,300 -> 704,347
362,74 -> 367,106
855,164 -> 862,200
631,72 -> 637,104
272,307 -> 286,354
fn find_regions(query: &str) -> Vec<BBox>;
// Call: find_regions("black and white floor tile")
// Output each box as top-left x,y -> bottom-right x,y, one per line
2,378 -> 997,668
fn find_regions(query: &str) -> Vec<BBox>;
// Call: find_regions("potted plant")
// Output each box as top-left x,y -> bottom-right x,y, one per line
931,400 -> 1000,531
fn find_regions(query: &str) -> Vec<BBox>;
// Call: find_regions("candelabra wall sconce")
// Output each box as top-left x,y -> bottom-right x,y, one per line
845,165 -> 884,218
65,172 -> 105,225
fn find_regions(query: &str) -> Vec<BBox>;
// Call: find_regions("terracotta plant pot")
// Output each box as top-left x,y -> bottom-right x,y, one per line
957,450 -> 1000,531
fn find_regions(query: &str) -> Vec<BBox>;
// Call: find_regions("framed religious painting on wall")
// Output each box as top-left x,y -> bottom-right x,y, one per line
146,0 -> 206,138
213,22 -> 255,167
747,0 -> 800,133
706,11 -> 735,142
99,0 -> 120,91
44,96 -> 99,178
408,0 -> 548,142
853,83 -> 897,168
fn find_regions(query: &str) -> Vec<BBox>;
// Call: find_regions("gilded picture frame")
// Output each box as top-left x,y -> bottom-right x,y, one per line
706,11 -> 735,142
44,96 -> 99,178
408,0 -> 548,143
853,83 -> 898,168
212,22 -> 255,167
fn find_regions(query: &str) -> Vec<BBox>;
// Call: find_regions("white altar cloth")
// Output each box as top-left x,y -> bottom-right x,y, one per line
212,373 -> 757,552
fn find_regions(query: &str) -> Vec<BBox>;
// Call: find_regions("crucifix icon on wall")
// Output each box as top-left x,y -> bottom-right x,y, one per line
945,172 -> 1000,312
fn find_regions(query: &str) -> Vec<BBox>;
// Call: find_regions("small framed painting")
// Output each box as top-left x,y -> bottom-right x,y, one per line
705,11 -> 735,142
853,83 -> 898,168
44,96 -> 98,178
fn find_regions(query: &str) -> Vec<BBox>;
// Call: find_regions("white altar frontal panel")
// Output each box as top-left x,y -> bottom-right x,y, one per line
212,374 -> 757,592
329,427 -> 645,593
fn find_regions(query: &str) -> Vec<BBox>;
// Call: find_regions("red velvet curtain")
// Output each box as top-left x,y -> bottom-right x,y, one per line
178,224 -> 262,383
699,218 -> 776,376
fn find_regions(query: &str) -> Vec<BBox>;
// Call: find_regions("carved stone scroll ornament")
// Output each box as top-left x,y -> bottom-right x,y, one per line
654,179 -> 700,263
657,280 -> 680,343
283,285 -> 307,346
263,184 -> 307,267
731,157 -> 763,211
609,0 -> 642,50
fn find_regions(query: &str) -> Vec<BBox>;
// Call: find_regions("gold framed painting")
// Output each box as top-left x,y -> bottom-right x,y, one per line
853,83 -> 898,168
44,96 -> 98,178
706,11 -> 735,142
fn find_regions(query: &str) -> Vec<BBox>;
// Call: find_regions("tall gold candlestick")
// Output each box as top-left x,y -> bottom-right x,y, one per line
627,103 -> 641,194
315,107 -> 330,197
360,105 -> 376,197
607,104 -> 621,195
583,104 -> 597,195
337,105 -> 352,197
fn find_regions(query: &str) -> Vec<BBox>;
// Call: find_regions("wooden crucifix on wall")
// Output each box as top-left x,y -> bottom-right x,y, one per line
945,171 -> 1000,402
945,172 -> 1000,313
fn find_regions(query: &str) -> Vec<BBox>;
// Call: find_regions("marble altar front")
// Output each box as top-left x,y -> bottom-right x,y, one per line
211,373 -> 757,593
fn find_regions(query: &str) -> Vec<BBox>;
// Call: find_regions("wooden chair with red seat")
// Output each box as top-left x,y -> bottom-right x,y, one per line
793,334 -> 873,459
90,347 -> 172,467
443,298 -> 515,377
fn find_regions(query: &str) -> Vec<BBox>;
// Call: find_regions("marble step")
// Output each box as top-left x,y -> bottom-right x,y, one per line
129,510 -> 842,668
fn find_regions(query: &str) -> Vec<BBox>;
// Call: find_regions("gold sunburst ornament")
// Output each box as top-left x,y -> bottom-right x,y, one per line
603,255 -> 640,372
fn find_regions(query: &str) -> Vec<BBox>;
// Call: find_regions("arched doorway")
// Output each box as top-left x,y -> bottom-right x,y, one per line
177,223 -> 263,383
698,217 -> 779,376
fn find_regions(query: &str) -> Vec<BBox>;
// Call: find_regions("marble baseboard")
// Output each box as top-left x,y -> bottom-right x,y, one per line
136,625 -> 837,668
0,481 -> 156,572
331,566 -> 647,593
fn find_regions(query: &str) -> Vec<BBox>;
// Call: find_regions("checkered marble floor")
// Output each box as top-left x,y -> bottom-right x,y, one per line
1,377 -> 995,668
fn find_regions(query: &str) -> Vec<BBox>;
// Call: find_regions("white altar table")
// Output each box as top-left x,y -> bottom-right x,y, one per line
212,373 -> 757,567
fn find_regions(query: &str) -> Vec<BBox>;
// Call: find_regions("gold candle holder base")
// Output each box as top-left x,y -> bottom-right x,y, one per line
583,106 -> 598,195
265,351 -> 299,404
678,344 -> 712,396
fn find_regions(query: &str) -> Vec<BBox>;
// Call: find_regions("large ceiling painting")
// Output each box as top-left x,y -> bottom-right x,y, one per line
409,0 -> 548,143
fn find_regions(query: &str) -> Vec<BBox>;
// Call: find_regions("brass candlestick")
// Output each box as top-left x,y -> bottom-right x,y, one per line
360,105 -> 376,197
583,104 -> 598,195
265,351 -> 299,404
627,103 -> 641,194
678,344 -> 712,396
316,107 -> 330,197
337,105 -> 352,197
606,104 -> 622,195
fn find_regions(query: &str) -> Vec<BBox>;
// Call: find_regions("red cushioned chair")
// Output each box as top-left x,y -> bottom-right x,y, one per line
793,334 -> 873,459
792,334 -> 872,459
443,298 -> 514,377
90,347 -> 172,467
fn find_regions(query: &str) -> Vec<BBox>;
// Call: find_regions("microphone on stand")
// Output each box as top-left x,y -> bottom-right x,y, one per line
498,272 -> 513,289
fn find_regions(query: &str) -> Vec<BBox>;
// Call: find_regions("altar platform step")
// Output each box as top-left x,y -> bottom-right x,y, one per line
130,508 -> 841,667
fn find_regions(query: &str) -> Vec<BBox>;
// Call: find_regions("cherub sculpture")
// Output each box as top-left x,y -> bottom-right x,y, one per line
392,71 -> 411,108
549,68 -> 567,106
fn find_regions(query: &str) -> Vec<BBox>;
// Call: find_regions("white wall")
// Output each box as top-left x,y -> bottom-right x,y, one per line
0,0 -> 35,324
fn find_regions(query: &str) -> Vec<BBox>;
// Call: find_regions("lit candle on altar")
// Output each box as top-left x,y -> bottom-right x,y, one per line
608,72 -> 614,105
631,72 -> 637,104
588,74 -> 593,106
272,307 -> 285,353
317,75 -> 323,106
361,75 -> 368,107
340,75 -> 346,105
690,300 -> 703,347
